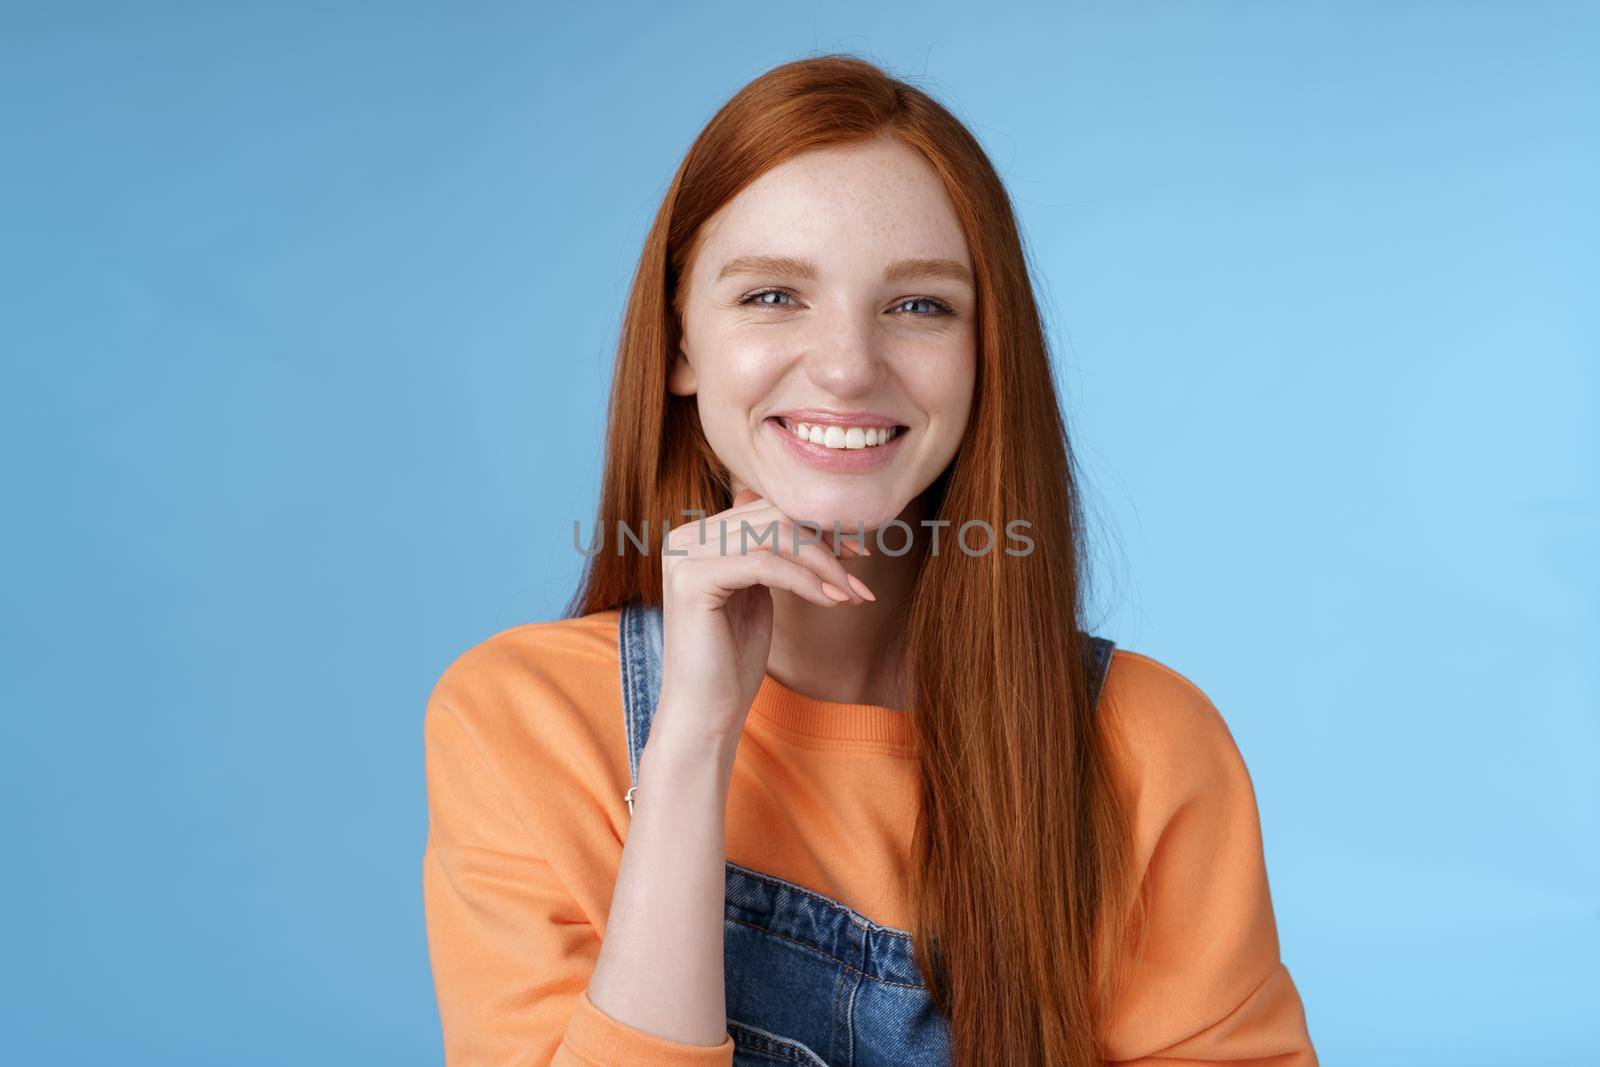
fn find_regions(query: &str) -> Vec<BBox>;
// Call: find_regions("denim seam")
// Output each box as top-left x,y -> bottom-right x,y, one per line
620,602 -> 642,790
726,1019 -> 831,1065
726,860 -> 915,940
829,968 -> 846,1065
838,922 -> 868,1065
723,915 -> 927,989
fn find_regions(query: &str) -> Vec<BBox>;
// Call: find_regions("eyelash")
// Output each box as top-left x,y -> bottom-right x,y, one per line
737,287 -> 956,317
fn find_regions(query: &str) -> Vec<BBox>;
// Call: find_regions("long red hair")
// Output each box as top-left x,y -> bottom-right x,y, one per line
569,53 -> 1145,1065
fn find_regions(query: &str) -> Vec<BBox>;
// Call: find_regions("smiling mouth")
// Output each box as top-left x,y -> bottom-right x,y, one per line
771,416 -> 907,451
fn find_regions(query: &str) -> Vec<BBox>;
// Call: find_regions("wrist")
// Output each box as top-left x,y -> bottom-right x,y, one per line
641,706 -> 742,779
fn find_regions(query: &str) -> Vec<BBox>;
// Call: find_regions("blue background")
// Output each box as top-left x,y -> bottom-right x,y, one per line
4,3 -> 1594,1063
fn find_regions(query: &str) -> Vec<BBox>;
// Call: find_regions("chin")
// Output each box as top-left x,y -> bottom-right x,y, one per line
773,483 -> 906,533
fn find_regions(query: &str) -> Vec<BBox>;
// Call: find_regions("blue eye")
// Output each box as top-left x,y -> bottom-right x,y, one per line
893,296 -> 955,316
740,289 -> 797,308
738,288 -> 955,316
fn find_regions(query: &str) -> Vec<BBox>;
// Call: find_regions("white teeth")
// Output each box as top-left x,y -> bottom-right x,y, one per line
785,420 -> 899,450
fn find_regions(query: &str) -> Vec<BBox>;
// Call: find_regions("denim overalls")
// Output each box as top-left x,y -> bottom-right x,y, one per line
617,601 -> 1117,1066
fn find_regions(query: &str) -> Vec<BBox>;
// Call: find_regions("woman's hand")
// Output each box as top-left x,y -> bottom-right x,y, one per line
655,489 -> 875,744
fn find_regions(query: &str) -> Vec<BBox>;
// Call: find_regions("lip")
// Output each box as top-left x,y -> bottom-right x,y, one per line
765,415 -> 908,473
767,408 -> 905,429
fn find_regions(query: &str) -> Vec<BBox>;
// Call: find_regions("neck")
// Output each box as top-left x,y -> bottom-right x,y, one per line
762,494 -> 933,710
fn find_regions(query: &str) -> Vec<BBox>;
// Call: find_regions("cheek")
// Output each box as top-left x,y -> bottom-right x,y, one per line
691,338 -> 791,467
908,344 -> 977,434
696,338 -> 788,416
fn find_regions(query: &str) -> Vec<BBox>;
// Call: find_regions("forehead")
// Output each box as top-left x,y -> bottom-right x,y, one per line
692,138 -> 971,274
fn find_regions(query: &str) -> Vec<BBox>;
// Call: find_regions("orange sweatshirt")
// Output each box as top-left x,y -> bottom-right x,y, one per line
421,609 -> 1317,1065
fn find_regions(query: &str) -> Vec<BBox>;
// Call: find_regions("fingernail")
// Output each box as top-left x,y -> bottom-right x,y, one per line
821,582 -> 851,602
846,574 -> 876,602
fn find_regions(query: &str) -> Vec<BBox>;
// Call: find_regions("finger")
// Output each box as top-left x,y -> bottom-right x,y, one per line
714,511 -> 875,603
780,531 -> 875,602
731,510 -> 863,559
711,496 -> 867,557
684,551 -> 851,608
690,505 -> 875,599
665,497 -> 771,553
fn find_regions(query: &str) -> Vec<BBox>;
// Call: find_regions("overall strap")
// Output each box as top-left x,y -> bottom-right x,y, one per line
1085,633 -> 1117,712
617,600 -> 666,809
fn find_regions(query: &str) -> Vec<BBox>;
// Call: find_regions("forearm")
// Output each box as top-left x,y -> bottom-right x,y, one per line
585,704 -> 739,1046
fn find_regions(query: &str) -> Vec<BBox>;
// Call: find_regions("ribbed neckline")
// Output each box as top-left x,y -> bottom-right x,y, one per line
747,672 -> 917,750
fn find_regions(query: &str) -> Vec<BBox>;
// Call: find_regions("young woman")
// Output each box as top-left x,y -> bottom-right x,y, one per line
422,55 -> 1317,1066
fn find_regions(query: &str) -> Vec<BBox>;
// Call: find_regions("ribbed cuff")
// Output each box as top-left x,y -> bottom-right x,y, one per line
558,989 -> 735,1066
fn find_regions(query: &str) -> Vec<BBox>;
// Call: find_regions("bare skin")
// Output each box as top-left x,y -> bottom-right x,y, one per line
585,133 -> 977,1045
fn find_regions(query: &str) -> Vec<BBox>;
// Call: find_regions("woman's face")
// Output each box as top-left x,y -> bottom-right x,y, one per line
671,135 -> 977,531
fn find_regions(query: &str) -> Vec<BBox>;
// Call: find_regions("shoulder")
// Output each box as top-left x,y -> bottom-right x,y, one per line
430,609 -> 622,710
1095,650 -> 1310,1057
1098,647 -> 1256,818
424,609 -> 625,779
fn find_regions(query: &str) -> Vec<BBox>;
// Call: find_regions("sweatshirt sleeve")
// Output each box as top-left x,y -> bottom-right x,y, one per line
1099,653 -> 1319,1065
422,694 -> 735,1066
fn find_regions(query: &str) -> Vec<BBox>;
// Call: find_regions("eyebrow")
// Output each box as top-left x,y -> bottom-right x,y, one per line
716,254 -> 973,287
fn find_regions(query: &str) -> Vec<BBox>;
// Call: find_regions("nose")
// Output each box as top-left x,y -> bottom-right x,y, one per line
799,314 -> 884,398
